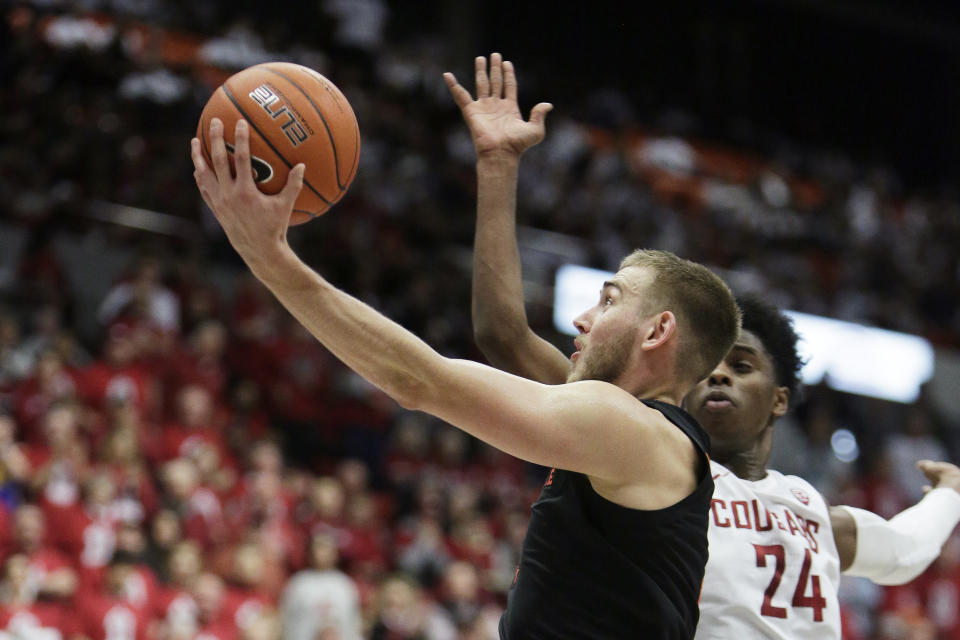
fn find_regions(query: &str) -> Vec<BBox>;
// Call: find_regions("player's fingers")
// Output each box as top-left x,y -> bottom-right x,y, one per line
279,163 -> 305,205
234,120 -> 255,188
529,102 -> 554,126
444,73 -> 474,108
475,56 -> 489,97
190,138 -> 209,174
503,60 -> 518,102
191,139 -> 218,192
209,118 -> 232,185
189,137 -> 204,167
489,52 -> 503,98
917,459 -> 949,478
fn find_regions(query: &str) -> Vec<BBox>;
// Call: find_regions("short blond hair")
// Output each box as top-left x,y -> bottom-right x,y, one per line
620,249 -> 740,385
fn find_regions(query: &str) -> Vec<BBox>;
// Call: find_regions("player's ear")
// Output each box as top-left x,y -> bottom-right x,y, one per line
641,311 -> 677,351
772,385 -> 789,418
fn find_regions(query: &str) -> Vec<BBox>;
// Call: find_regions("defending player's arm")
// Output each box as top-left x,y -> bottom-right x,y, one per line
445,54 -> 570,384
190,118 -> 693,501
830,460 -> 960,585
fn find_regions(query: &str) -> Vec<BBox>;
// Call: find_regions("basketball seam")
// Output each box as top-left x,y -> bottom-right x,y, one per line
220,84 -> 332,206
297,66 -> 360,189
301,67 -> 361,189
262,67 -> 354,192
345,119 -> 360,187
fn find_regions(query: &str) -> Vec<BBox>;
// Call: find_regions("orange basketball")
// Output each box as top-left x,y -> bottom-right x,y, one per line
196,62 -> 360,225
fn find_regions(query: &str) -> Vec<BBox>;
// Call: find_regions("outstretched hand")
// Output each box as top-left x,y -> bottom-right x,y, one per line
918,460 -> 960,494
190,118 -> 304,270
444,53 -> 552,159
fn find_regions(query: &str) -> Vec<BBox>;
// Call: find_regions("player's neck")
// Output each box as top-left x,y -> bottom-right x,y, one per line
630,375 -> 685,406
715,423 -> 774,481
716,450 -> 768,481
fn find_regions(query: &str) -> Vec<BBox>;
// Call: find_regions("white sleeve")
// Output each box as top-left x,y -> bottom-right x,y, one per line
839,488 -> 960,585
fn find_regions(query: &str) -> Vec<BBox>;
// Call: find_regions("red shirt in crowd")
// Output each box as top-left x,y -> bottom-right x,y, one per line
223,586 -> 272,633
54,504 -> 117,590
75,592 -> 152,640
12,370 -> 77,444
0,600 -> 69,636
79,361 -> 155,420
162,347 -> 228,407
154,586 -> 198,632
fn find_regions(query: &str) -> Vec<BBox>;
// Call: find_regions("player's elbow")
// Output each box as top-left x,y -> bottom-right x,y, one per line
875,545 -> 941,585
387,374 -> 432,411
384,355 -> 455,412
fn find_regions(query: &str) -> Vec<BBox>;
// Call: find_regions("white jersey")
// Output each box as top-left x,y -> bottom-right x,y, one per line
695,461 -> 842,640
281,569 -> 363,640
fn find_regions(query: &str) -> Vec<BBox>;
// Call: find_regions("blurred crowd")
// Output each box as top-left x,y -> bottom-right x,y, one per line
1,1 -> 960,639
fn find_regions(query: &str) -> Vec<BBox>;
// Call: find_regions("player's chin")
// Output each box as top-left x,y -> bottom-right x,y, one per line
691,406 -> 740,434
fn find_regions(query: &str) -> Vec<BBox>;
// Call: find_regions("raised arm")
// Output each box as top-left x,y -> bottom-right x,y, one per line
190,118 -> 693,504
830,460 -> 960,583
445,54 -> 570,384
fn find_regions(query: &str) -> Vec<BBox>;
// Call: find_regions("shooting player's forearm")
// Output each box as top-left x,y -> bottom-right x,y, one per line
252,244 -> 443,409
472,155 -> 532,361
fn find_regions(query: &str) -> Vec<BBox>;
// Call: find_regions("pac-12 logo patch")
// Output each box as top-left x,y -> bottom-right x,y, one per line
791,487 -> 810,505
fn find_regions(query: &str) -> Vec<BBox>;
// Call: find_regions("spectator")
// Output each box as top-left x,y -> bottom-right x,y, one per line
27,402 -> 88,513
80,323 -> 157,420
438,560 -> 498,634
158,385 -> 232,468
155,541 -> 203,639
98,254 -> 180,335
281,531 -> 362,640
143,508 -> 183,581
885,407 -> 949,502
160,457 -> 226,550
163,318 -> 229,404
2,505 -> 76,601
0,314 -> 31,394
75,551 -> 153,640
0,553 -> 66,637
191,571 -> 237,639
12,349 -> 77,443
99,423 -> 159,525
56,470 -> 121,589
0,414 -> 30,508
222,542 -> 276,635
369,573 -> 455,640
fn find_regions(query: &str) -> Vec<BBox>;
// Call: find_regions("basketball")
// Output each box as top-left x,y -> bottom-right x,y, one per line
196,62 -> 360,225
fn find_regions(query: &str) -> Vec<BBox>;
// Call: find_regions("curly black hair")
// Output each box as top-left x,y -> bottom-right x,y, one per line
737,295 -> 804,400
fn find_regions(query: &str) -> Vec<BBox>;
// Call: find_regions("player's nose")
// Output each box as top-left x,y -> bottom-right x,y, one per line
707,365 -> 732,386
573,310 -> 591,334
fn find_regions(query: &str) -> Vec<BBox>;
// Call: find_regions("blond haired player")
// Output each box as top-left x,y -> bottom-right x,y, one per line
452,53 -> 960,639
191,85 -> 742,636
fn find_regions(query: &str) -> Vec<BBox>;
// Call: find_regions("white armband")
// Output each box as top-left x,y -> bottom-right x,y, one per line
839,488 -> 960,585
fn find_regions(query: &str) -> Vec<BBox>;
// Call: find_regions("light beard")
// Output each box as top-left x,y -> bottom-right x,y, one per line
566,330 -> 636,384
